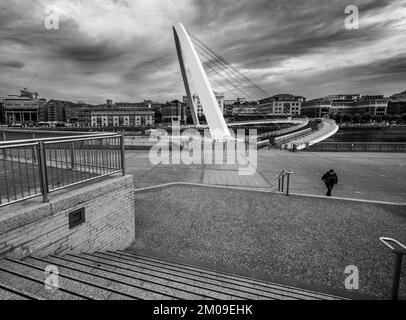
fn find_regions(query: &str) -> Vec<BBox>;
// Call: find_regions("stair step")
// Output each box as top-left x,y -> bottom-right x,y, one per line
63,253 -> 243,300
120,250 -> 341,300
25,256 -> 178,300
0,286 -> 29,300
0,250 -> 347,300
22,257 -> 144,300
0,282 -> 43,300
0,262 -> 83,300
93,252 -> 304,300
1,258 -> 123,300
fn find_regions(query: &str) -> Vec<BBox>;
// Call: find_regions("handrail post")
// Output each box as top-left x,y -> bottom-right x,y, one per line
120,133 -> 125,175
37,141 -> 48,203
392,253 -> 403,300
286,173 -> 290,195
379,237 -> 406,300
281,175 -> 284,192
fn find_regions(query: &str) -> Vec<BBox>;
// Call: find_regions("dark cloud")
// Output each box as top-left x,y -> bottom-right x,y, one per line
0,61 -> 24,68
0,0 -> 405,103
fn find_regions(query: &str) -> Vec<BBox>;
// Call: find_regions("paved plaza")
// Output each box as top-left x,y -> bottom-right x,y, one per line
127,149 -> 406,204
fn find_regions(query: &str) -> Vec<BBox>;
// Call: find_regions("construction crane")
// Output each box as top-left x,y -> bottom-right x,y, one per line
23,73 -> 38,90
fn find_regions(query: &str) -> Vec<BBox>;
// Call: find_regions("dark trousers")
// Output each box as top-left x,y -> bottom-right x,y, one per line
325,182 -> 334,196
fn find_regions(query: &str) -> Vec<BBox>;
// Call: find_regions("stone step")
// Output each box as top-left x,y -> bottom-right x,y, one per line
0,262 -> 84,300
0,286 -> 29,300
119,250 -> 343,300
93,251 -> 306,300
0,282 -> 43,300
26,255 -> 184,300
79,252 -> 279,300
0,258 -> 127,300
59,253 -> 242,300
0,250 -> 347,300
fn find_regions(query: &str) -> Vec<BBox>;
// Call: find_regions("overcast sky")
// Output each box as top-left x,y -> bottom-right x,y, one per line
0,0 -> 405,104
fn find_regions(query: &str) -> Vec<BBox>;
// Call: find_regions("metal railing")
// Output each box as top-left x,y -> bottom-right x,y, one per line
0,133 -> 125,207
277,170 -> 294,195
379,237 -> 406,300
308,142 -> 406,152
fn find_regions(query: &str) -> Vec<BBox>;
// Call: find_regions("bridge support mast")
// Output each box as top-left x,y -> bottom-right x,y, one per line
173,23 -> 231,140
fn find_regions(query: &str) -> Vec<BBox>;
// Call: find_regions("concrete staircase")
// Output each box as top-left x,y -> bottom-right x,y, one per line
0,250 -> 346,300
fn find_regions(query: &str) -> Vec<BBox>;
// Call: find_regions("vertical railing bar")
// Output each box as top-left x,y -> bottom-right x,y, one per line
75,142 -> 79,183
102,139 -> 108,174
95,139 -> 99,175
59,143 -> 66,188
31,144 -> 38,194
49,148 -> 58,189
64,143 -> 70,185
76,141 -> 81,181
24,148 -> 31,197
9,149 -> 17,201
3,148 -> 10,202
53,144 -> 60,189
47,147 -> 53,190
109,138 -> 114,172
38,142 -> 48,203
84,142 -> 90,180
121,134 -> 125,175
17,150 -> 24,199
79,141 -> 84,182
113,137 -> 117,169
99,139 -> 102,175
91,141 -> 95,174
104,138 -> 107,172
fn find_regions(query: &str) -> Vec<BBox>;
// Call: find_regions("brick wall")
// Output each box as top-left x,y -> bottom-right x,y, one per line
0,175 -> 135,259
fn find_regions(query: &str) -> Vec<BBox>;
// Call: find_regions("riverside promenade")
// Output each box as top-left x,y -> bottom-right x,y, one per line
127,149 -> 406,204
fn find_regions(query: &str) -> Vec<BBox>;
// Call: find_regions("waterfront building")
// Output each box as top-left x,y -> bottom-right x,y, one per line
301,94 -> 389,118
387,91 -> 406,115
65,102 -> 94,127
162,100 -> 189,124
90,105 -> 154,127
257,94 -> 304,116
1,90 -> 46,124
183,92 -> 225,117
44,99 -> 75,122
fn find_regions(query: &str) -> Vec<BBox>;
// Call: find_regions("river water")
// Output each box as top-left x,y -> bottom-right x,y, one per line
326,127 -> 406,143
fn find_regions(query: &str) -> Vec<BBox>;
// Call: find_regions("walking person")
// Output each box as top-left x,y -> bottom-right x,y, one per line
322,169 -> 338,197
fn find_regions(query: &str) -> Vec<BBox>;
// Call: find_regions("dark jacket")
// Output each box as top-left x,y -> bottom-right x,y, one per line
322,171 -> 338,185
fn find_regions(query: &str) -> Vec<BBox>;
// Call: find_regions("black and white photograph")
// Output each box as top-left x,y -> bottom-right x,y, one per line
0,0 -> 405,309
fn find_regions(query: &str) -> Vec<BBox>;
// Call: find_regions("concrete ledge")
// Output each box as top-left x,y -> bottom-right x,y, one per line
0,174 -> 135,259
134,181 -> 406,206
